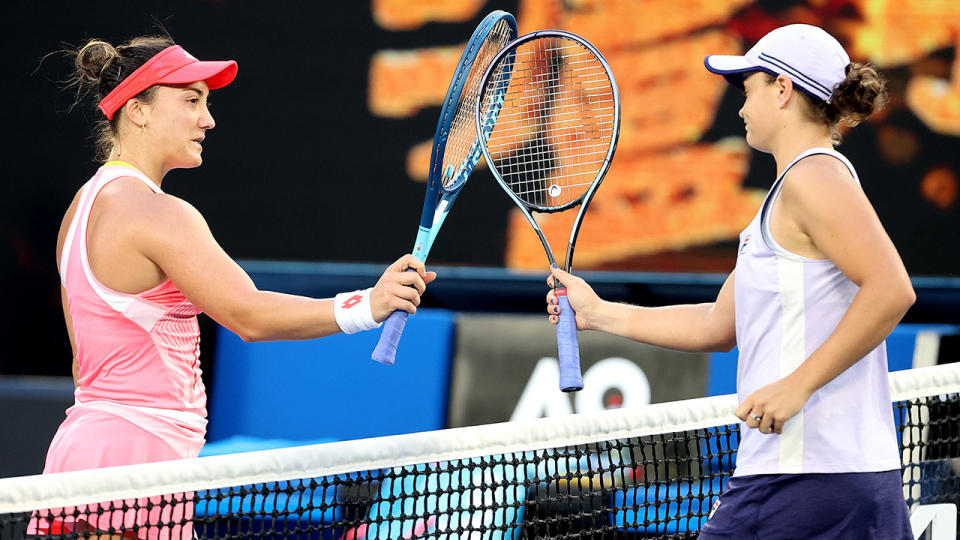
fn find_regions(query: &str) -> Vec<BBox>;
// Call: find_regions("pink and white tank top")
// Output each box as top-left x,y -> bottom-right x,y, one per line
732,148 -> 900,476
59,161 -> 207,443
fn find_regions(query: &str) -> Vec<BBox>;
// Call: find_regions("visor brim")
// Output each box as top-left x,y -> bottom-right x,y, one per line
703,55 -> 762,90
158,60 -> 238,90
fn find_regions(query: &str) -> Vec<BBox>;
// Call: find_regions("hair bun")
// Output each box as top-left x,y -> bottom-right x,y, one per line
62,35 -> 175,161
75,39 -> 120,83
831,62 -> 888,127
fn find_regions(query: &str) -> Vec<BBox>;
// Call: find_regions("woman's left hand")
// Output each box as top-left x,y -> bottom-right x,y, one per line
735,377 -> 813,435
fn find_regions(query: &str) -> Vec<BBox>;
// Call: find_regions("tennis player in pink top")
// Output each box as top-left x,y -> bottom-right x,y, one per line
547,25 -> 915,538
34,35 -> 435,539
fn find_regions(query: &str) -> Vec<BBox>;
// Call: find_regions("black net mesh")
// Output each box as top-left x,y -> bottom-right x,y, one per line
899,395 -> 960,517
0,394 -> 957,539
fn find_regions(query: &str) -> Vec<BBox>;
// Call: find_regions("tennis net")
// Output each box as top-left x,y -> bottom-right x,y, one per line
1,363 -> 958,539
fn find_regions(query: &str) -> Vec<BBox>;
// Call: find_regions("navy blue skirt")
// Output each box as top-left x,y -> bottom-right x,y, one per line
698,470 -> 912,539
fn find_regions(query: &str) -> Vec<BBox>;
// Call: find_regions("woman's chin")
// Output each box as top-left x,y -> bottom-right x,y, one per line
744,133 -> 768,153
180,156 -> 203,169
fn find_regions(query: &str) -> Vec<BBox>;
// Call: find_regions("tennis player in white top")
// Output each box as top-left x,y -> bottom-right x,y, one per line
547,24 -> 914,539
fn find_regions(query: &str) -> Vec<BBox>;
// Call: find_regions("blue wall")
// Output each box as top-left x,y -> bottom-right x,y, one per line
208,309 -> 455,442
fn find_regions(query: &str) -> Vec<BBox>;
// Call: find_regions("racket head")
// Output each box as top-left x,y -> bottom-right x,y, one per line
412,11 -> 516,259
374,12 -> 517,365
476,30 -> 621,214
428,11 -> 517,199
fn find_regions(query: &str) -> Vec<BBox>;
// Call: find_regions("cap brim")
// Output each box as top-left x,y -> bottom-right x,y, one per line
704,55 -> 760,90
159,60 -> 238,90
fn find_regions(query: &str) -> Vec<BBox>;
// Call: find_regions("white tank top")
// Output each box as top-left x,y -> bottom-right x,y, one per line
732,147 -> 901,476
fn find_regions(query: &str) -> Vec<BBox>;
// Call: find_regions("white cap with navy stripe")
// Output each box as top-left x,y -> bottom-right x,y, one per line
704,24 -> 850,103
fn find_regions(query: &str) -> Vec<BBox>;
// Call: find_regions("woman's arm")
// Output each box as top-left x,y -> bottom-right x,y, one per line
136,193 -> 435,342
547,268 -> 737,353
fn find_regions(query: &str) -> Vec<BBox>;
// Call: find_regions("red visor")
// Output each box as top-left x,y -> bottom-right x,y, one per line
98,45 -> 237,120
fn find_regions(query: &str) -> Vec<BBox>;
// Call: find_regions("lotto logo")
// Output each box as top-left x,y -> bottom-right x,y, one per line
341,295 -> 363,309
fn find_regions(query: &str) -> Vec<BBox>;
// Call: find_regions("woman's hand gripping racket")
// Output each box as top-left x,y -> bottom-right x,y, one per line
371,11 -> 517,366
476,31 -> 620,391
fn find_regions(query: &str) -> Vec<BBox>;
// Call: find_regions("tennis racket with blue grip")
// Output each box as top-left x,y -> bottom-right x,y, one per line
372,11 -> 517,366
476,31 -> 621,391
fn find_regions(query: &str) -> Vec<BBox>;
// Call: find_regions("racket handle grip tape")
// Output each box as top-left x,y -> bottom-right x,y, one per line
372,267 -> 423,366
555,288 -> 583,392
372,309 -> 408,366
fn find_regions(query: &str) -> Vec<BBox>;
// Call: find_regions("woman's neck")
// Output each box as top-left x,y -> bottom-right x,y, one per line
107,147 -> 165,188
771,127 -> 834,177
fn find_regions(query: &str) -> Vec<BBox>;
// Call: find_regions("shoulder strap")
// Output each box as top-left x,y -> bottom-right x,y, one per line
59,178 -> 95,283
759,148 -> 859,258
60,163 -> 164,292
97,162 -> 164,194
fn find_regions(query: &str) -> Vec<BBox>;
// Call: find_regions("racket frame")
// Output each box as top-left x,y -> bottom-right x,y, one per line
373,11 -> 517,366
413,11 -> 518,261
476,29 -> 620,272
475,30 -> 621,390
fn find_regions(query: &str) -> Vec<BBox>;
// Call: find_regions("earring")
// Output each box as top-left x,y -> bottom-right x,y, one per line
141,124 -> 146,132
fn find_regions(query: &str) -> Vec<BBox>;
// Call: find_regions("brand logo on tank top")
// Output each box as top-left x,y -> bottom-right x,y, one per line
739,234 -> 751,254
709,498 -> 721,519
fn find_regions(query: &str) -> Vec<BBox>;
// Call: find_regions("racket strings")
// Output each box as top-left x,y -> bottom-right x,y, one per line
492,142 -> 612,198
481,37 -> 617,210
440,18 -> 515,190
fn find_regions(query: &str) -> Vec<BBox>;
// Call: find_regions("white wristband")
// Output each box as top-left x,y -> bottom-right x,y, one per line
334,288 -> 381,334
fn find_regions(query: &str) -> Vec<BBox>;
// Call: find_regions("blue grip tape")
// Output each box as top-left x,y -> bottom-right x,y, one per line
556,292 -> 583,392
372,309 -> 409,366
